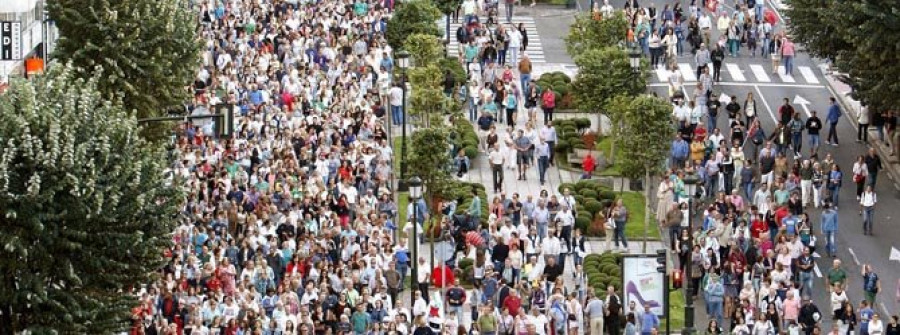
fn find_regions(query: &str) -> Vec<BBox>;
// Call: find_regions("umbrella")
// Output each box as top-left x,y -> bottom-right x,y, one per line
430,265 -> 456,288
764,9 -> 779,25
465,231 -> 484,248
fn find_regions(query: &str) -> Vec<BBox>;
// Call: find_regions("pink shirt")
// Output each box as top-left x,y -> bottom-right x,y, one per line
782,41 -> 796,56
783,298 -> 800,320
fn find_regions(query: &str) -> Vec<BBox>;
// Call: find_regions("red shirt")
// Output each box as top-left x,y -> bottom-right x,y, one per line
503,295 -> 522,316
774,207 -> 790,227
583,155 -> 595,173
750,219 -> 767,239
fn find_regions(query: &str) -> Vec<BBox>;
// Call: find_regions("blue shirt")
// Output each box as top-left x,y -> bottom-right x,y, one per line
641,311 -> 660,333
827,103 -> 842,123
820,209 -> 838,232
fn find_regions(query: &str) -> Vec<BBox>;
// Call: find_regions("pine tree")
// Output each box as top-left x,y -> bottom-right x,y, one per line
0,64 -> 179,334
48,0 -> 200,139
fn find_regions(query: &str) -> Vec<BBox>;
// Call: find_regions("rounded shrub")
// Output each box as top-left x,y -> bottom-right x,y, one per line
554,141 -> 570,154
580,189 -> 598,200
600,190 -> 617,201
584,200 -> 602,216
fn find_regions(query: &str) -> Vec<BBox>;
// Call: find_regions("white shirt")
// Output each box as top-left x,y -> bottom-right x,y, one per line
489,150 -> 505,165
557,210 -> 574,227
698,15 -> 712,30
389,86 -> 403,106
861,191 -> 877,207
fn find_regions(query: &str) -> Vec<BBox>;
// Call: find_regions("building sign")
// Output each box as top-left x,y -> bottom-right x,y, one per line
1,21 -> 22,61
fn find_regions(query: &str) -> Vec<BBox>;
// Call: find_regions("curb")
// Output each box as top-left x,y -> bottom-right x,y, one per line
819,66 -> 900,195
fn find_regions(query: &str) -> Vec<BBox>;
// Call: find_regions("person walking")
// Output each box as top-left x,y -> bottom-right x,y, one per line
535,139 -> 550,185
695,43 -> 711,79
805,110 -> 823,156
820,203 -> 839,257
860,185 -> 877,235
789,112 -> 805,159
706,275 -> 725,327
584,293 -> 605,335
865,148 -> 883,187
541,87 -> 555,124
781,37 -> 796,75
858,103 -> 871,142
852,155 -> 869,200
862,264 -> 882,305
490,145 -> 506,193
711,44 -> 725,82
826,97 -> 843,146
612,199 -> 629,252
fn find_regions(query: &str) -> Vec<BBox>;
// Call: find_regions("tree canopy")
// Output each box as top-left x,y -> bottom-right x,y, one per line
786,0 -> 900,109
0,65 -> 179,333
386,0 -> 442,52
49,0 -> 200,140
405,34 -> 444,67
571,46 -> 648,116
407,127 -> 453,199
565,13 -> 629,56
616,95 -> 675,179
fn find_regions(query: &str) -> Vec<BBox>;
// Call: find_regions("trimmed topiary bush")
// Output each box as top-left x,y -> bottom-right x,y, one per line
580,189 -> 598,200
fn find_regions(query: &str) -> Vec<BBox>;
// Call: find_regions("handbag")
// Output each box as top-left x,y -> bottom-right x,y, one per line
853,173 -> 864,183
605,218 -> 616,230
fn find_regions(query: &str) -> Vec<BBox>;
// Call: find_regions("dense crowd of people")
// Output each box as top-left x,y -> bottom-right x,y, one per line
641,1 -> 900,335
124,0 -> 900,334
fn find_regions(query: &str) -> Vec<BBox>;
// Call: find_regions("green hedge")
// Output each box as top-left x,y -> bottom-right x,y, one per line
451,117 -> 479,159
557,181 -> 656,239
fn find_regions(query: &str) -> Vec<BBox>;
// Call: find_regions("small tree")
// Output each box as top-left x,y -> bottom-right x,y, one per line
408,127 -> 454,202
565,13 -> 629,56
49,0 -> 200,140
0,65 -> 178,333
408,65 -> 449,127
405,34 -> 444,67
572,47 -> 647,163
386,0 -> 442,52
617,95 -> 675,253
433,0 -> 462,45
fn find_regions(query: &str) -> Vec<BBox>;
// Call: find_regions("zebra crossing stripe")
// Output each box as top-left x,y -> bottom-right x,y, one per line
655,67 -> 670,82
749,64 -> 771,82
776,66 -> 796,83
677,63 -> 697,82
798,66 -> 819,84
444,17 -> 546,63
725,63 -> 746,81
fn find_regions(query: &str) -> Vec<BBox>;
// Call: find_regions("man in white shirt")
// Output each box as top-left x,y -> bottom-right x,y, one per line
462,0 -> 477,23
416,257 -> 431,302
860,185 -> 877,235
389,83 -> 403,125
556,205 -> 575,254
489,145 -> 506,193
698,13 -> 712,46
507,26 -> 523,65
673,100 -> 691,129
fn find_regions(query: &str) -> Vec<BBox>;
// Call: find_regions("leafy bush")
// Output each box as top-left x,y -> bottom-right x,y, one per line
574,117 -> 591,130
580,189 -> 598,200
574,216 -> 590,234
554,141 -> 571,154
584,200 -> 603,216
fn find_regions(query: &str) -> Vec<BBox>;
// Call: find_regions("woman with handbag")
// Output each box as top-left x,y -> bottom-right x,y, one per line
851,155 -> 869,200
770,32 -> 783,74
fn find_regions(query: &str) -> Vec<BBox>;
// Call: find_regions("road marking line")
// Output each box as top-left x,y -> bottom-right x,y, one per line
678,63 -> 697,82
813,263 -> 822,278
656,68 -> 670,82
848,248 -> 861,266
799,66 -> 819,84
777,66 -> 796,83
749,64 -> 771,82
754,85 -> 778,124
726,63 -> 746,81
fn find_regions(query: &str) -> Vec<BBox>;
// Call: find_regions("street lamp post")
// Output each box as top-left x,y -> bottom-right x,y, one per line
682,172 -> 699,335
398,51 -> 411,191
408,176 -> 423,307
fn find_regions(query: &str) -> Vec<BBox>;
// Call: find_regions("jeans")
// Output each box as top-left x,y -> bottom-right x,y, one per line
712,62 -> 722,82
783,55 -> 794,75
707,114 -> 717,132
824,230 -> 837,256
509,48 -> 519,66
561,225 -> 573,251
723,171 -> 734,195
743,181 -> 754,200
498,49 -> 507,66
761,38 -> 770,57
469,99 -> 478,121
728,38 -> 739,56
827,122 -> 839,144
391,105 -> 403,125
706,173 -> 719,198
505,3 -> 513,22
792,132 -> 802,155
546,140 -> 555,163
538,156 -> 549,183
614,220 -> 628,248
863,206 -> 875,233
709,301 -> 724,326
448,305 -> 464,324
809,134 -> 820,151
537,221 -> 548,239
492,163 -> 504,191
520,73 -> 530,96
398,263 -> 409,289
829,186 -> 840,206
799,271 -> 813,296
868,172 -> 878,187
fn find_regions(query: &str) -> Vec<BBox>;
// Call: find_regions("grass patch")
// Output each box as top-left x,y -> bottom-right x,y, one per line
398,191 -> 409,230
660,287 -> 686,330
393,137 -> 406,172
620,190 -> 659,240
596,137 -> 624,177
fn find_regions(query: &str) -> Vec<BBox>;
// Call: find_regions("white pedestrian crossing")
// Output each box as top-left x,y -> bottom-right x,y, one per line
798,66 -> 819,84
749,64 -> 772,82
726,63 -> 746,81
776,66 -> 796,83
678,63 -> 697,82
651,62 -> 826,85
442,16 -> 546,63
